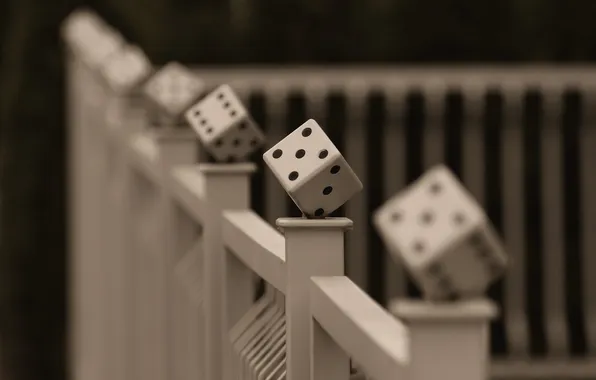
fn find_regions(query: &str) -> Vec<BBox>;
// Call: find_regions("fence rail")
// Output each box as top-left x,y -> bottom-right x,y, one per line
64,9 -> 596,380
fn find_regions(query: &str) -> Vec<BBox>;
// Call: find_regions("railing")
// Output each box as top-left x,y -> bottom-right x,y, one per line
189,66 -> 596,375
63,8 -> 596,380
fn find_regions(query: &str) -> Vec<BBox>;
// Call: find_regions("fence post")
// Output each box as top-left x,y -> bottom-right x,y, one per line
391,298 -> 497,380
152,128 -> 198,380
276,218 -> 352,380
200,163 -> 257,380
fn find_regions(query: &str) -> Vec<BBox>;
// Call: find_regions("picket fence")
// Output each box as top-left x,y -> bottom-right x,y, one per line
64,10 -> 596,380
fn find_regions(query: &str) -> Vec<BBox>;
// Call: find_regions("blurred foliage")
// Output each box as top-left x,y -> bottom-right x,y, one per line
2,0 -> 596,379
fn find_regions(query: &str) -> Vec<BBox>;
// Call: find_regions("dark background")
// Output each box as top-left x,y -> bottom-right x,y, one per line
2,1 -> 596,379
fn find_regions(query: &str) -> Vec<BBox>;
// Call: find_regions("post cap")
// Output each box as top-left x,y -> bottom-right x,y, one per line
390,298 -> 498,322
276,217 -> 353,231
198,163 -> 257,175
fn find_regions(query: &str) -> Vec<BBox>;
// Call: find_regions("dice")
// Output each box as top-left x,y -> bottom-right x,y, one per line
263,119 -> 362,218
143,62 -> 206,124
185,84 -> 266,162
100,45 -> 152,95
373,165 -> 508,300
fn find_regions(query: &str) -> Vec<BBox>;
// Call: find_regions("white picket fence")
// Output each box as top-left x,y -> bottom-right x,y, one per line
64,10 -> 596,380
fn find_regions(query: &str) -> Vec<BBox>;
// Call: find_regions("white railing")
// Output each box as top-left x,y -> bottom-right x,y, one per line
63,9 -> 596,380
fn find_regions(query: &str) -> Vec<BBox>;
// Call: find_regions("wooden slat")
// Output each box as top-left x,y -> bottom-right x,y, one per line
310,276 -> 409,380
343,81 -> 369,291
491,358 -> 596,379
382,89 -> 408,302
422,80 -> 446,168
540,86 -> 569,356
581,90 -> 596,354
501,84 -> 530,357
264,82 -> 289,224
222,210 -> 286,292
169,166 -> 208,224
462,84 -> 486,205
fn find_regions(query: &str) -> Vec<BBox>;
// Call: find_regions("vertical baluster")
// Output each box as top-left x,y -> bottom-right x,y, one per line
581,86 -> 596,354
382,87 -> 408,303
423,80 -> 447,169
264,81 -> 289,223
343,81 -> 368,292
540,84 -> 568,356
501,83 -> 530,358
462,83 -> 485,204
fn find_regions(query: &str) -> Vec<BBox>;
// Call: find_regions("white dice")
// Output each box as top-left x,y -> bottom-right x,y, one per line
185,84 -> 265,162
100,45 -> 152,95
373,165 -> 508,300
143,62 -> 205,122
263,119 -> 362,218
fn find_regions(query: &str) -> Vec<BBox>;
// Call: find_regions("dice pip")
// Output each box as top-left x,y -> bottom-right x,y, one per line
373,165 -> 508,301
100,44 -> 152,95
143,62 -> 206,126
263,119 -> 362,218
185,84 -> 266,162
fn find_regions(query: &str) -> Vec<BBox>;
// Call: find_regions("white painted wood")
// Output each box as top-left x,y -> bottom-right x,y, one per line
199,163 -> 256,380
87,61 -> 112,380
155,131 -> 198,380
276,217 -> 352,380
128,132 -> 162,183
310,276 -> 408,380
491,358 -> 596,378
391,299 -> 497,380
169,166 -> 208,223
222,210 -> 286,292
501,84 -> 530,358
540,85 -> 568,356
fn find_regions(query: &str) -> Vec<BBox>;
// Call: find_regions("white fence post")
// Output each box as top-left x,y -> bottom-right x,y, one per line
276,218 -> 352,380
391,298 -> 497,380
153,129 -> 197,380
200,163 -> 257,380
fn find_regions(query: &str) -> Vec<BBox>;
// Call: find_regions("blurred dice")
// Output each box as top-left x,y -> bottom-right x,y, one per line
100,44 -> 153,96
185,84 -> 266,162
263,119 -> 362,218
62,9 -> 123,69
143,62 -> 206,126
373,165 -> 508,301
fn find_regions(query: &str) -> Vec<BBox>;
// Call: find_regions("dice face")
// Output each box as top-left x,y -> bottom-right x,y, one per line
263,119 -> 363,218
143,62 -> 205,117
185,84 -> 265,162
208,119 -> 265,162
373,165 -> 508,299
101,46 -> 152,94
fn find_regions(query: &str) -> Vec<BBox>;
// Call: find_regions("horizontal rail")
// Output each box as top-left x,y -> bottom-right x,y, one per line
190,65 -> 596,89
222,210 -> 286,292
310,276 -> 410,380
490,358 -> 596,379
169,166 -> 207,223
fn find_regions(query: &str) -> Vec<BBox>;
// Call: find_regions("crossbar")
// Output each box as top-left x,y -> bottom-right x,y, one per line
222,210 -> 286,292
310,276 -> 410,380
